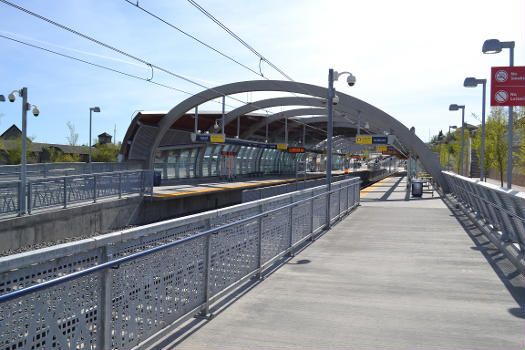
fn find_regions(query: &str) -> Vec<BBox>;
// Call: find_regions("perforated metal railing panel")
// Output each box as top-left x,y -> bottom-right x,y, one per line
443,171 -> 525,251
0,177 -> 361,350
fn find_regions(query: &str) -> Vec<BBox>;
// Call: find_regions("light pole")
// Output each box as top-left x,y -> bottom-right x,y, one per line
464,77 -> 487,181
447,125 -> 457,171
6,88 -> 40,215
89,106 -> 101,163
326,68 -> 356,229
449,104 -> 465,175
482,39 -> 515,189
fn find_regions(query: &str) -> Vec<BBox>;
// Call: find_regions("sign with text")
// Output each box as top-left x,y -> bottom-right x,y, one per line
210,134 -> 225,143
277,144 -> 288,150
288,147 -> 305,153
490,66 -> 525,106
376,145 -> 387,151
355,135 -> 389,145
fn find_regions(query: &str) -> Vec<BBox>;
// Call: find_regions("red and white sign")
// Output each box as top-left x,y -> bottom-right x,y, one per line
490,66 -> 525,106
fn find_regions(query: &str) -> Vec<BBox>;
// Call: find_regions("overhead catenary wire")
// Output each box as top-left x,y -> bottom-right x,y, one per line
0,33 -> 237,109
122,0 -> 266,80
0,0 -> 251,108
0,0 -> 330,136
186,0 -> 294,82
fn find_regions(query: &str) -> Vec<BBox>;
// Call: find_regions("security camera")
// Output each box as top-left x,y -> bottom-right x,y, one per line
332,94 -> 339,105
8,93 -> 16,102
32,106 -> 40,117
346,74 -> 356,87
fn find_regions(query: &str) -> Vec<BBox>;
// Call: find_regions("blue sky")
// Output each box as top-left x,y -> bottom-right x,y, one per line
0,0 -> 524,145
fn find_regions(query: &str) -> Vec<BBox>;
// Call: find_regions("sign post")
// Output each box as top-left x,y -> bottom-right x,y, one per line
490,66 -> 525,189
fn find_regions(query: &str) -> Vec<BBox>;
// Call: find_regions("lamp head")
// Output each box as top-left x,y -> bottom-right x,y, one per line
482,39 -> 502,54
449,104 -> 459,111
91,106 -> 101,113
0,95 -> 5,102
463,77 -> 479,87
450,125 -> 457,129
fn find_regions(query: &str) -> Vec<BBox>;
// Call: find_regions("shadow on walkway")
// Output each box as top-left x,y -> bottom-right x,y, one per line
443,195 -> 525,320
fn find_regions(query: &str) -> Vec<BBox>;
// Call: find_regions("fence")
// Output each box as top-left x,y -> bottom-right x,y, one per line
0,161 -> 143,180
0,177 -> 360,350
442,171 -> 525,252
0,170 -> 153,217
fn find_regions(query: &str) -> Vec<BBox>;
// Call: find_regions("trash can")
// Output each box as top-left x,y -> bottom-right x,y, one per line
153,171 -> 162,186
411,179 -> 423,197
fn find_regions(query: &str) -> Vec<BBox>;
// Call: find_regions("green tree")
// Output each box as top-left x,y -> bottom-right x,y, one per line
513,107 -> 525,169
473,108 -> 507,186
0,137 -> 37,165
91,142 -> 120,162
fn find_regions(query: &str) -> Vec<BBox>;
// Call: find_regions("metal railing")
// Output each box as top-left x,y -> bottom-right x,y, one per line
443,171 -> 525,252
0,177 -> 360,350
0,169 -> 153,217
0,161 -> 143,180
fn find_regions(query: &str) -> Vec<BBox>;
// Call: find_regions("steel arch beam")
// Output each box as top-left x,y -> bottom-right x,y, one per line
147,80 -> 447,191
209,96 -> 327,132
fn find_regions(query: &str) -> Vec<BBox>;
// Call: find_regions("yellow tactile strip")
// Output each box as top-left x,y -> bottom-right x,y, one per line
359,175 -> 395,196
151,176 -> 319,198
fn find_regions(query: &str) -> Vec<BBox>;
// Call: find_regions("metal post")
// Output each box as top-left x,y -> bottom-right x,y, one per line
63,177 -> 67,208
480,82 -> 486,181
198,233 -> 212,317
257,204 -> 264,278
27,181 -> 32,214
20,87 -> 28,215
309,192 -> 315,240
221,96 -> 225,135
284,116 -> 288,145
507,47 -> 514,189
460,107 -> 465,176
447,126 -> 452,170
89,108 -> 93,163
357,111 -> 361,135
326,68 -> 334,229
93,174 -> 97,203
118,172 -> 122,198
237,116 -> 240,138
288,199 -> 294,256
99,246 -> 113,350
194,105 -> 199,134
265,116 -> 269,142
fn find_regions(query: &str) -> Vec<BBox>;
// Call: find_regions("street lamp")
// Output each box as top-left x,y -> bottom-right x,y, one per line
482,38 -> 515,189
89,106 -> 101,163
447,125 -> 457,171
6,87 -> 40,215
449,104 -> 465,175
464,77 -> 487,181
326,68 -> 356,229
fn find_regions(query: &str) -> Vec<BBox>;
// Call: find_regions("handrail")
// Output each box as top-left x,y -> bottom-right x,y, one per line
0,178 -> 359,303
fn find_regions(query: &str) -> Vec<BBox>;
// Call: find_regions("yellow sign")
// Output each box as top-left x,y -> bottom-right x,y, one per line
376,145 -> 387,151
210,134 -> 225,143
277,144 -> 288,150
356,136 -> 372,144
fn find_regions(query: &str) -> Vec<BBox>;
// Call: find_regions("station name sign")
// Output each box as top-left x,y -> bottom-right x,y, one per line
490,66 -> 525,106
288,147 -> 305,153
355,135 -> 395,145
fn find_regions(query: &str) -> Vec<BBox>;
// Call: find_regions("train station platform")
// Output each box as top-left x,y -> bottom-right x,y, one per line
151,174 -> 524,349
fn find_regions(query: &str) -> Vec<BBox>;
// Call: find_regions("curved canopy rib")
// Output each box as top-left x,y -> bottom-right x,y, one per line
147,80 -> 447,191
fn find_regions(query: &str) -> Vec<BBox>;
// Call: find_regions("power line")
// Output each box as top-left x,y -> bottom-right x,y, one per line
186,0 -> 295,82
0,0 -> 327,135
122,0 -> 265,80
0,33 -> 238,109
0,0 -> 253,108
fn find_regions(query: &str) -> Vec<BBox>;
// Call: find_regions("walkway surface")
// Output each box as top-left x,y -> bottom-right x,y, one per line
153,174 -> 525,349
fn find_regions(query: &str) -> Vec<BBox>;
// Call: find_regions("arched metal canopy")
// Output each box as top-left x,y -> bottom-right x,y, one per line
141,80 -> 446,190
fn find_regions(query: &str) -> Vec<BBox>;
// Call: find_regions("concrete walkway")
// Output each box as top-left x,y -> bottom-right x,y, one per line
154,174 -> 524,349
